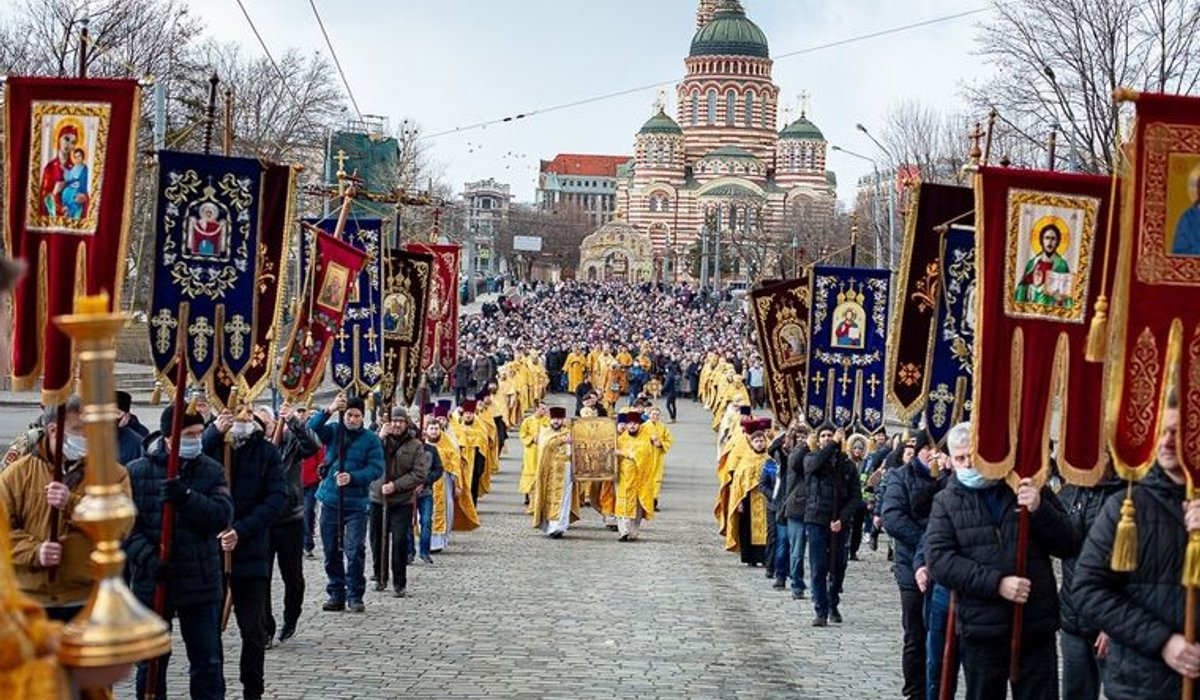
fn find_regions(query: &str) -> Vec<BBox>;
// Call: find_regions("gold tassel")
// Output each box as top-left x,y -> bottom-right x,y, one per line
1185,531 -> 1200,587
150,380 -> 162,406
1110,486 -> 1138,572
1085,295 -> 1109,363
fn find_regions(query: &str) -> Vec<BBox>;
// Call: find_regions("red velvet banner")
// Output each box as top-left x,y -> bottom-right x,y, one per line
278,231 -> 369,400
3,77 -> 141,404
1109,92 -> 1200,480
404,243 -> 460,373
973,166 -> 1120,486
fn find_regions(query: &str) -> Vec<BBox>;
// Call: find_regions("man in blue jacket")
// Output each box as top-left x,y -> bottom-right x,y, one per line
309,392 -> 384,613
125,403 -> 232,700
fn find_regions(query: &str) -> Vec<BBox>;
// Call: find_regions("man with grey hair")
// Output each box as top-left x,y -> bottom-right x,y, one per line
0,397 -> 131,622
926,421 -> 1078,700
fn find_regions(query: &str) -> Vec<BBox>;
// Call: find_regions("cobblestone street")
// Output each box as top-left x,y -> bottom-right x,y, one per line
118,396 -> 907,699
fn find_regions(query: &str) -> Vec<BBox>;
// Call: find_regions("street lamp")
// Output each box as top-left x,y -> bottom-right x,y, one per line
851,125 -> 898,270
831,145 -> 885,269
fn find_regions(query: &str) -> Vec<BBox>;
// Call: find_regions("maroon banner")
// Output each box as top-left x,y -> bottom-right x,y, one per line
748,277 -> 809,427
278,231 -> 369,400
3,77 -> 141,404
1109,91 -> 1200,480
973,166 -> 1120,486
405,243 -> 460,373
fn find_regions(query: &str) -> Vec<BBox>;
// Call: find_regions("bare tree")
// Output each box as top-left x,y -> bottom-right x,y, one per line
970,0 -> 1200,174
494,203 -> 592,279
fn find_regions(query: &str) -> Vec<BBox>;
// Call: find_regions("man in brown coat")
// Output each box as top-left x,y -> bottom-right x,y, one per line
368,407 -> 429,598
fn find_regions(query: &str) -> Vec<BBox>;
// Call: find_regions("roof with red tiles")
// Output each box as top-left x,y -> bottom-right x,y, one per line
539,154 -> 631,177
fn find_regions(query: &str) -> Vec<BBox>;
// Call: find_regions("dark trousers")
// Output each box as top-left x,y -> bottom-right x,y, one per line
764,512 -> 777,575
925,583 -> 959,700
1060,630 -> 1102,700
302,484 -> 318,552
230,577 -> 270,700
900,587 -> 927,700
369,500 -> 414,591
806,523 -> 846,619
135,601 -> 224,700
666,393 -> 678,420
774,522 -> 790,582
266,517 -> 305,636
737,504 -> 765,565
470,454 -> 485,504
320,504 -> 368,604
408,492 -> 434,559
960,634 -> 1058,700
787,517 -> 808,594
43,604 -> 84,622
850,502 -> 866,557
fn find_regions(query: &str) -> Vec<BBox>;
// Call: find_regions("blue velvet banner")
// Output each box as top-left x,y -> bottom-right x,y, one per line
924,224 -> 976,446
804,266 -> 891,431
300,217 -> 383,396
150,151 -> 262,404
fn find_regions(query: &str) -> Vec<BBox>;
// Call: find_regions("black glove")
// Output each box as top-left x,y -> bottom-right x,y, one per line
161,478 -> 190,505
318,463 -> 330,480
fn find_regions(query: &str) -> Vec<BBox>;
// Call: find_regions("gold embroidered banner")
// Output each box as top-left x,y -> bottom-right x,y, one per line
571,417 -> 617,482
749,277 -> 809,427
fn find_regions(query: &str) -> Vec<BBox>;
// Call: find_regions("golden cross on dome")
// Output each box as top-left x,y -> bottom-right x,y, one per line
798,91 -> 810,117
654,89 -> 668,114
335,149 -> 349,180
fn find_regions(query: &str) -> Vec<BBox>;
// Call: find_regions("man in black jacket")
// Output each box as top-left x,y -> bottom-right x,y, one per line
1056,464 -> 1123,700
804,424 -> 861,626
783,432 -> 810,599
881,428 -> 947,700
1074,395 -> 1200,700
926,421 -> 1080,700
368,407 -> 430,597
125,404 -> 233,700
453,357 -> 474,404
253,403 -> 320,645
204,406 -> 288,700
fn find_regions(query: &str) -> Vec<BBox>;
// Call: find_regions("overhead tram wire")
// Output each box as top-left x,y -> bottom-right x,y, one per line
233,0 -> 310,116
309,0 -> 364,124
419,5 -> 992,141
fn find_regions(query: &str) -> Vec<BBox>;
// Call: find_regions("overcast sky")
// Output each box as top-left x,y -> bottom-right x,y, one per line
191,0 -> 994,204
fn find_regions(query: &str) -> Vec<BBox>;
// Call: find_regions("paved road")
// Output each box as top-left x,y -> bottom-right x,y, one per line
103,395 -> 907,699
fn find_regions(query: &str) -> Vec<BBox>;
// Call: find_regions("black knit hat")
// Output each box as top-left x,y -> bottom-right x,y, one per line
345,395 -> 366,413
160,403 -> 206,435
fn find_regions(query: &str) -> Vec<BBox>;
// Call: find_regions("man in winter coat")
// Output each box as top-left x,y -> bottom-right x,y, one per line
926,421 -> 1080,700
368,407 -> 430,597
782,432 -> 810,599
203,404 -> 288,700
1074,393 -> 1200,699
115,390 -> 150,466
252,403 -> 320,644
880,428 -> 948,700
803,424 -> 862,627
125,403 -> 232,700
452,357 -> 474,404
309,392 -> 385,613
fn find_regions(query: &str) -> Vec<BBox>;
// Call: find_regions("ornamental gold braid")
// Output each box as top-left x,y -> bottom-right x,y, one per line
1125,327 -> 1161,448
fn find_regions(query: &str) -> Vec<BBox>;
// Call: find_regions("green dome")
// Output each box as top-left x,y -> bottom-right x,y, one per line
689,1 -> 769,59
638,109 -> 682,135
702,146 -> 759,160
779,114 -> 824,140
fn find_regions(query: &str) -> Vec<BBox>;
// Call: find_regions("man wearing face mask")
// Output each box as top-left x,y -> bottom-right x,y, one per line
880,428 -> 949,699
0,397 -> 130,622
368,407 -> 429,597
253,403 -> 320,645
926,422 -> 1079,700
124,402 -> 232,700
309,392 -> 384,613
203,404 -> 287,700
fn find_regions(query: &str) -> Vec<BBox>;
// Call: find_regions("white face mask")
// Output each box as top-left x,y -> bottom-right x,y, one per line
230,422 -> 257,440
62,432 -> 87,461
177,437 -> 203,459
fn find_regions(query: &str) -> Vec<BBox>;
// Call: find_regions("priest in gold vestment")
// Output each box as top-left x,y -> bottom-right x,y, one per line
564,347 -> 587,394
720,419 -> 772,566
530,407 -> 579,538
517,403 -> 549,506
614,412 -> 656,541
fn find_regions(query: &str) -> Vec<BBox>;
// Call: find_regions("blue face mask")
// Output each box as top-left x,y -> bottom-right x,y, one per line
177,437 -> 203,460
956,467 -> 998,490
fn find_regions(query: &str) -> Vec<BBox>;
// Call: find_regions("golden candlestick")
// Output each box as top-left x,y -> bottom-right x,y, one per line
54,293 -> 170,667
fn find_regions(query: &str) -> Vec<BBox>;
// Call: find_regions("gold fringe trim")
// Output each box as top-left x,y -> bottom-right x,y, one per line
1184,530 -> 1200,587
1085,295 -> 1109,363
1110,488 -> 1138,572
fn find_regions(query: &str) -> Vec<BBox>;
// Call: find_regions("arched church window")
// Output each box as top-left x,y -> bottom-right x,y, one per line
691,91 -> 699,126
725,90 -> 736,126
648,197 -> 659,212
745,91 -> 755,127
706,90 -> 717,125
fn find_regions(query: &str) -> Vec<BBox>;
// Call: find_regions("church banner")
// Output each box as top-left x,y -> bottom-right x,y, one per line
923,223 -> 977,446
885,183 -> 974,421
236,162 -> 297,406
973,166 -> 1119,486
1108,91 -> 1200,480
405,243 -> 460,373
4,77 -> 141,404
149,151 -> 267,408
804,266 -> 890,432
749,277 -> 810,427
303,218 -> 383,397
278,231 -> 370,400
380,247 -> 434,406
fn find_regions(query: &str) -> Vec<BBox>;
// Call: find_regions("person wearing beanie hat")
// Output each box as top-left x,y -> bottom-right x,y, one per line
802,423 -> 861,628
201,403 -> 286,698
308,391 -> 385,614
530,404 -> 576,538
124,398 -> 232,699
614,408 -> 655,541
115,390 -> 149,466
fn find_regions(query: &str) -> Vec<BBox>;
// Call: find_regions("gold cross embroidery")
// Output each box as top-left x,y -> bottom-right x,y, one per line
865,373 -> 881,399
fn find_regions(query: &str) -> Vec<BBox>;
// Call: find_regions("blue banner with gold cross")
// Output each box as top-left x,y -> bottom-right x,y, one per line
150,151 -> 262,407
300,217 -> 383,396
923,224 -> 976,446
804,266 -> 891,431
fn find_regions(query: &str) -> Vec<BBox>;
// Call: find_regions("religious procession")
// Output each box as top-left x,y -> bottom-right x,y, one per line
2,0 -> 1200,699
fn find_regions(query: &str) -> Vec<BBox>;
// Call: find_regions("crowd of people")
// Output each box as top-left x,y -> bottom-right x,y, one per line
2,280 -> 1199,700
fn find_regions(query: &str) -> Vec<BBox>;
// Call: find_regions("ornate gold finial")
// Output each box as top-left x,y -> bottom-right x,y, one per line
335,149 -> 349,180
968,122 -> 984,166
983,109 -> 998,165
53,293 -> 171,669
